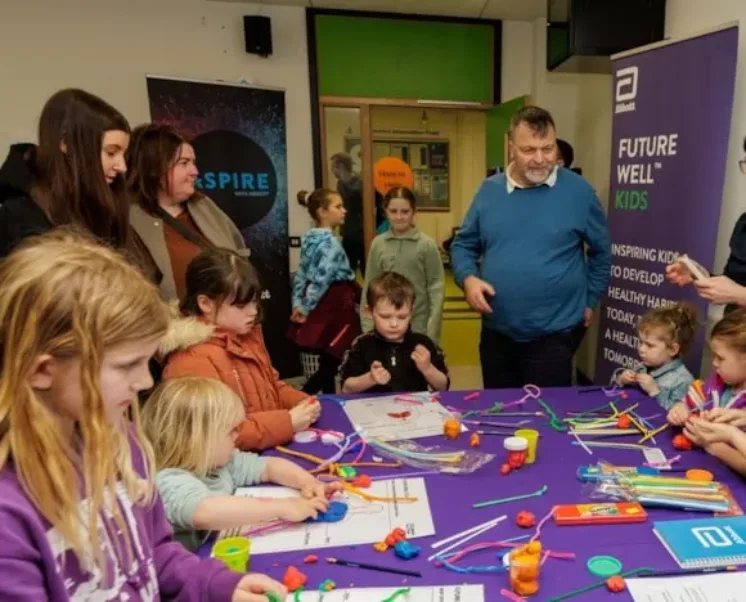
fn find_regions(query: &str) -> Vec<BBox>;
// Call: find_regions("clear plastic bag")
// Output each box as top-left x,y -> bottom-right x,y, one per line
366,438 -> 495,474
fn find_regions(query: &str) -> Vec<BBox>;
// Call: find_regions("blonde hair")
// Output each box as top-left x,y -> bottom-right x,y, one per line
638,302 -> 699,355
711,308 -> 746,354
142,377 -> 244,477
0,228 -> 170,571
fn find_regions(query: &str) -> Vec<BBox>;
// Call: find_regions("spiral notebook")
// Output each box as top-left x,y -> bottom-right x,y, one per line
653,516 -> 746,569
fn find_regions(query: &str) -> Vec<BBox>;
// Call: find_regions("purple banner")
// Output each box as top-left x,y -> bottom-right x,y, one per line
596,26 -> 739,384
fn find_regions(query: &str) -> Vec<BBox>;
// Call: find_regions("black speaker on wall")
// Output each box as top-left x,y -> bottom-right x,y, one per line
244,15 -> 272,57
547,0 -> 665,73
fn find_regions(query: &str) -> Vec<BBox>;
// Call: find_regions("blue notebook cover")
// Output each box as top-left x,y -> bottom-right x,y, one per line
653,516 -> 746,568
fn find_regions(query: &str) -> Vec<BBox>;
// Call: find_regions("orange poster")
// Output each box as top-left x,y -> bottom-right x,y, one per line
373,157 -> 414,195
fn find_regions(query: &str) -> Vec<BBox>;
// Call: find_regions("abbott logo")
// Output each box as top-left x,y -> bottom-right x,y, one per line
615,66 -> 638,114
692,527 -> 733,549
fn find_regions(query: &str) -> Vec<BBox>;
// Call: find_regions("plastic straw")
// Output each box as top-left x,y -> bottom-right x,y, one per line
427,517 -> 505,561
431,515 -> 507,549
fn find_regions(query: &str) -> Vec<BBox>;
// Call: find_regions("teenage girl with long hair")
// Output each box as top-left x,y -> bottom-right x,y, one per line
0,89 -> 140,260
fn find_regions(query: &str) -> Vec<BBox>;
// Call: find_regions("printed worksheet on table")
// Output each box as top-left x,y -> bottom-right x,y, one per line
626,571 -> 746,601
288,585 -> 485,602
233,478 -> 435,554
342,394 -> 456,441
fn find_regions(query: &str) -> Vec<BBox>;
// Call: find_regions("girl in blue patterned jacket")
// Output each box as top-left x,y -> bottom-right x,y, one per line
289,189 -> 361,394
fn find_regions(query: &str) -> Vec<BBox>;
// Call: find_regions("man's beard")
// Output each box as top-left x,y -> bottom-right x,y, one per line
525,169 -> 550,184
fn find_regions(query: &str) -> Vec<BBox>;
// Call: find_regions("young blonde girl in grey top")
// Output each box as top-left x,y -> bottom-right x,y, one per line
142,377 -> 339,551
362,187 -> 445,342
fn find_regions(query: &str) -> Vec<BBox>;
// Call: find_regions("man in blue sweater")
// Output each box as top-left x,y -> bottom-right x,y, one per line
451,106 -> 611,388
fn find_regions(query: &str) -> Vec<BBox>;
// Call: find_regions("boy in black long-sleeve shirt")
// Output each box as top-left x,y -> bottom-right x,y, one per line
340,272 -> 449,394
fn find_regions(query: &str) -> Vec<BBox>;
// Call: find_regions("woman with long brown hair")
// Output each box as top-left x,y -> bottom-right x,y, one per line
0,89 -> 132,256
126,123 -> 246,301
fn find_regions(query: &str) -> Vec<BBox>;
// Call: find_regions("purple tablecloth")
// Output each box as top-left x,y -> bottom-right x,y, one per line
198,388 -> 746,600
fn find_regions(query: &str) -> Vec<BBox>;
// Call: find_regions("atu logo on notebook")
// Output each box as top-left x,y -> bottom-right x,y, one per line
692,526 -> 744,548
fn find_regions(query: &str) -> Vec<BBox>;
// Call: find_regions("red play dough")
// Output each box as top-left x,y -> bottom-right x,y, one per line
673,433 -> 694,451
282,566 -> 307,592
606,575 -> 626,592
516,511 -> 536,528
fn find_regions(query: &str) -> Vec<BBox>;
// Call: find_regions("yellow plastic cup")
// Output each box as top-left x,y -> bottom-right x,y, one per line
212,536 -> 251,573
515,429 -> 539,464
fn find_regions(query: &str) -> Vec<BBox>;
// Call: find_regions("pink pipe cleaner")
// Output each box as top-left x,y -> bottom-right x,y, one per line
500,589 -> 526,602
530,506 -> 557,542
434,541 -> 574,566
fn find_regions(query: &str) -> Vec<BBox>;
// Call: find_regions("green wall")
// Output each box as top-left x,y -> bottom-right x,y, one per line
485,96 -> 527,169
315,15 -> 495,103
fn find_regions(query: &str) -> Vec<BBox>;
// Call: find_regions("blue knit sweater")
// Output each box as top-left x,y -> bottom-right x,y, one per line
451,168 -> 611,341
292,228 -> 355,315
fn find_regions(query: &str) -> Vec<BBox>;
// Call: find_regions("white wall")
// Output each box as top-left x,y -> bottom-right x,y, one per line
665,1 -> 746,284
0,0 -> 313,268
665,1 -> 746,374
501,19 -> 613,379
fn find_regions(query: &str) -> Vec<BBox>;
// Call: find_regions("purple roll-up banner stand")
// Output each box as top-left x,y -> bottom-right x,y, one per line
596,24 -> 739,384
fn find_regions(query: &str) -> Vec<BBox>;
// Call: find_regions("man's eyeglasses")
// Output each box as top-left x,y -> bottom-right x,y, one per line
740,159 -> 746,175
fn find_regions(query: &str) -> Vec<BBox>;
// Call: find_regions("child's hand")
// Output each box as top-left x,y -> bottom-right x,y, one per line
685,417 -> 737,446
300,479 -> 341,500
411,344 -> 432,373
277,497 -> 328,522
290,400 -> 318,432
705,408 -> 746,427
636,373 -> 660,396
617,370 -> 637,385
232,573 -> 287,602
290,308 -> 307,323
303,397 -> 322,422
370,361 -> 391,386
667,401 -> 689,426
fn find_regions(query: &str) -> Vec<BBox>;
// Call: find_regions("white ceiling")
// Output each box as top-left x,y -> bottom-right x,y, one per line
215,0 -> 546,21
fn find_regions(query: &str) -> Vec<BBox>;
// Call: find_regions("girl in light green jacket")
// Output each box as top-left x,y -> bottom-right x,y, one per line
362,187 -> 445,342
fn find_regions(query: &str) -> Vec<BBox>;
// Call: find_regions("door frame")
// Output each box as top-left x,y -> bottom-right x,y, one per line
319,96 -> 492,255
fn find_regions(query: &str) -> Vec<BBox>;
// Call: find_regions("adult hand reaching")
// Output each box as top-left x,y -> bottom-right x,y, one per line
694,276 -> 746,306
463,276 -> 494,314
665,263 -> 694,287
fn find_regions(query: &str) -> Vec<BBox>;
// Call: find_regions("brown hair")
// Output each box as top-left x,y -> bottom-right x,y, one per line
125,123 -> 194,214
510,106 -> 556,139
32,88 -> 131,248
638,302 -> 699,355
366,271 -> 416,310
296,188 -> 340,223
711,308 -> 746,354
383,186 -> 417,210
330,152 -> 353,173
181,247 -> 262,317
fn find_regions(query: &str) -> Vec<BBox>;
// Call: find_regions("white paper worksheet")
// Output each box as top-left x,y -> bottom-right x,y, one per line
289,585 -> 484,602
231,478 -> 435,554
626,571 -> 746,601
342,393 -> 456,441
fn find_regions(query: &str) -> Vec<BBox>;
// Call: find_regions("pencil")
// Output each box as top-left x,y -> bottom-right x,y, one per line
325,557 -> 422,578
634,566 -> 740,578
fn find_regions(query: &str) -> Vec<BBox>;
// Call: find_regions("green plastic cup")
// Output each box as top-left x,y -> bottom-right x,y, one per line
212,536 -> 251,572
